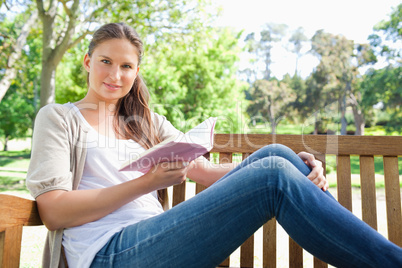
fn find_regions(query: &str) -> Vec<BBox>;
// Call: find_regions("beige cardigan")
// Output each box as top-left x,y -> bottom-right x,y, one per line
26,103 -> 178,268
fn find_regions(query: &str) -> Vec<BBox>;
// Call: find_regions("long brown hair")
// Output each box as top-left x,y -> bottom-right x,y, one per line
87,23 -> 168,209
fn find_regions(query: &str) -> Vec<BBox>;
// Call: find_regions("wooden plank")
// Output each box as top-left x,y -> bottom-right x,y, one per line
212,134 -> 402,156
219,152 -> 233,164
1,226 -> 23,268
196,183 -> 207,194
359,156 -> 377,230
289,238 -> 302,268
240,152 -> 254,268
0,194 -> 43,227
263,219 -> 276,268
336,156 -> 353,211
383,156 -> 402,247
219,152 -> 232,267
172,183 -> 186,207
313,257 -> 327,268
240,236 -> 254,268
0,231 -> 4,268
313,157 -> 328,268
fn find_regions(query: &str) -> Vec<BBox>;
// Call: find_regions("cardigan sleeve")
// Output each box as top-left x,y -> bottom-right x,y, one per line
26,104 -> 74,199
152,112 -> 182,141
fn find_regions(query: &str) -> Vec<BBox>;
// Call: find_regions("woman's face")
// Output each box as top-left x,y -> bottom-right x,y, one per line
83,38 -> 140,104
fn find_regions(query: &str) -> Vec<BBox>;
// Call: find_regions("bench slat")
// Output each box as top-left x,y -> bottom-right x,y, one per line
263,219 -> 276,268
219,152 -> 232,267
289,238 -> 302,267
313,155 -> 328,268
212,134 -> 402,156
336,156 -> 353,211
360,156 -> 378,230
383,156 -> 402,247
172,182 -> 186,207
1,225 -> 23,268
314,257 -> 328,268
0,195 -> 43,228
240,153 -> 254,268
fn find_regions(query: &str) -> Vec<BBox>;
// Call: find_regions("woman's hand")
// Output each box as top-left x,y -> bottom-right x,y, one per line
297,152 -> 329,191
147,161 -> 194,190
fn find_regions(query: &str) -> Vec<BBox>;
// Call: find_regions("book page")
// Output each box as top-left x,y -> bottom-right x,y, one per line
176,117 -> 217,150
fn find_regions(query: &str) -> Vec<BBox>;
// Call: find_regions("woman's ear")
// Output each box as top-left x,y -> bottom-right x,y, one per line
83,54 -> 91,72
136,66 -> 140,76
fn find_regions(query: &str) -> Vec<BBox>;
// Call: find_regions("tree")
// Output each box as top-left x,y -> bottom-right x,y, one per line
0,7 -> 38,102
247,79 -> 295,134
243,23 -> 288,80
368,3 -> 401,63
289,27 -> 308,76
34,0 -> 218,108
359,66 -> 402,132
144,27 -> 247,133
0,91 -> 34,151
310,30 -> 358,135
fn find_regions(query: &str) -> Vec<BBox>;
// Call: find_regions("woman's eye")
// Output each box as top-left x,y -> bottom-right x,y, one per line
101,59 -> 110,64
123,65 -> 132,69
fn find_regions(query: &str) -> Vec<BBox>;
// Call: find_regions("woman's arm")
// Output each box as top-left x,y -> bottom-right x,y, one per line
37,162 -> 191,231
187,152 -> 328,190
186,157 -> 237,187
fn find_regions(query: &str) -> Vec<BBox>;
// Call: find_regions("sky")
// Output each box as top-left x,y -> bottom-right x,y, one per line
214,0 -> 401,78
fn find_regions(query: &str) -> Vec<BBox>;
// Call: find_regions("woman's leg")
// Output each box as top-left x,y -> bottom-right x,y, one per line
91,145 -> 402,268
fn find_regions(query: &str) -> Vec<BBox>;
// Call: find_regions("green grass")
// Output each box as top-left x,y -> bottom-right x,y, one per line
248,121 -> 402,136
0,150 -> 30,192
0,150 -> 31,168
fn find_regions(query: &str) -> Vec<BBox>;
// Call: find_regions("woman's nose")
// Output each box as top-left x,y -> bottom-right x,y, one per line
109,65 -> 121,81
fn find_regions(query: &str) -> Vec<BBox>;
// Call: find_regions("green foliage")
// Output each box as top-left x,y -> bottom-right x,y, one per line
247,79 -> 296,133
369,3 -> 401,62
144,27 -> 247,133
0,91 -> 34,150
55,40 -> 89,104
359,66 -> 402,132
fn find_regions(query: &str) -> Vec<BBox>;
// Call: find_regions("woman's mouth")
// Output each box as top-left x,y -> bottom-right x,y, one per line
104,82 -> 121,91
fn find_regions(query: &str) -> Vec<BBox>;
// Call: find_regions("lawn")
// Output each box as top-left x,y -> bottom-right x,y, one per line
0,150 -> 31,192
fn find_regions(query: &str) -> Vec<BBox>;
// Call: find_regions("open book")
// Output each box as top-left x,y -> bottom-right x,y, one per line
119,117 -> 217,173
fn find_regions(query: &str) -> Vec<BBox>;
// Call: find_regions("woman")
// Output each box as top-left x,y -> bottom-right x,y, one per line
27,22 -> 402,268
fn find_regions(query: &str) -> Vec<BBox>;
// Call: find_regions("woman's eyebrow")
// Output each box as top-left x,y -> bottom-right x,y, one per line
98,55 -> 135,65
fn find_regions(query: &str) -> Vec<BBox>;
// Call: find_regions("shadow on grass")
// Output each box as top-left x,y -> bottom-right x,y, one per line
0,150 -> 31,171
0,176 -> 29,192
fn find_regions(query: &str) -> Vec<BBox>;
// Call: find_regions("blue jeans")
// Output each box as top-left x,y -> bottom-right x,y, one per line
90,144 -> 402,268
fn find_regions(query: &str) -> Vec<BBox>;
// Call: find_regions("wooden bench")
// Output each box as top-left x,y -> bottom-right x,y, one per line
1,134 -> 401,268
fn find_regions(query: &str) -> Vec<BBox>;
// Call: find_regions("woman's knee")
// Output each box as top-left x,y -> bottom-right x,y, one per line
254,156 -> 305,187
259,144 -> 296,158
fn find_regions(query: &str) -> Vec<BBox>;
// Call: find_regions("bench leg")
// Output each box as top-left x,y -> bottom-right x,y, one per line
0,226 -> 23,268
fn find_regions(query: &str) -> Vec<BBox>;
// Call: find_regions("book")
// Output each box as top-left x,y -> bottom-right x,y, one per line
119,117 -> 217,173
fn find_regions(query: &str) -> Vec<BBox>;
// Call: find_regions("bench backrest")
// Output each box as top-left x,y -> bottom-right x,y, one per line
0,194 -> 43,268
1,134 -> 401,268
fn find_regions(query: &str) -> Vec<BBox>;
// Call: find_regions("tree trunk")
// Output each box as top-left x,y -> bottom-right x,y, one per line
37,0 -> 81,107
271,117 -> 276,134
314,113 -> 319,135
352,108 -> 365,135
3,136 -> 8,151
0,10 -> 38,102
40,61 -> 57,107
350,92 -> 365,135
267,101 -> 276,134
340,97 -> 347,135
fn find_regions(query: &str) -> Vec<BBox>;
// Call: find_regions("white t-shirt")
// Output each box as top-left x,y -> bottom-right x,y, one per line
62,105 -> 166,268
